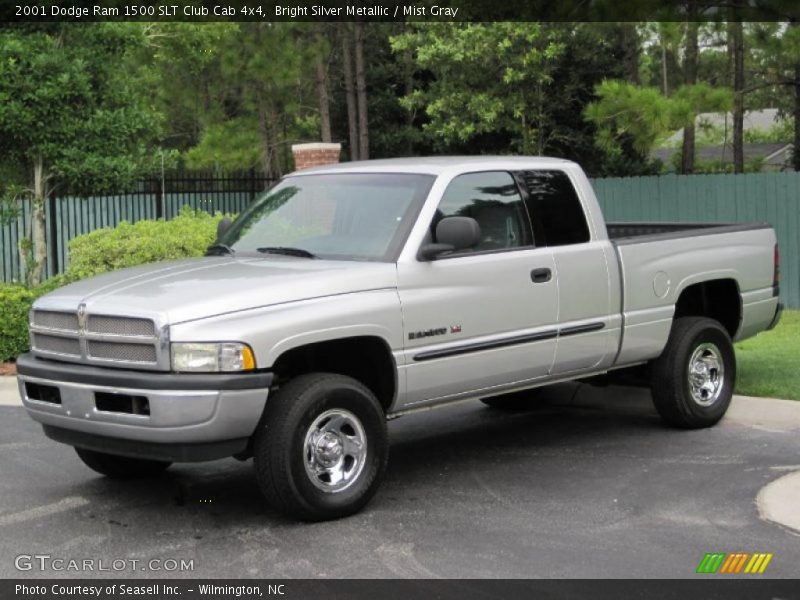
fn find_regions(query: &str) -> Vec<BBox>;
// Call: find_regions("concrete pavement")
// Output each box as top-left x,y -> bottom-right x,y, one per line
0,376 -> 18,406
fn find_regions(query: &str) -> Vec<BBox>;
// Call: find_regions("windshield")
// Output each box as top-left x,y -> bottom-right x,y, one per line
220,173 -> 435,261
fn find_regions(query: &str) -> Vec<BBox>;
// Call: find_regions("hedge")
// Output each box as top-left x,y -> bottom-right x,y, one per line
0,207 -> 228,362
65,207 -> 227,281
0,285 -> 37,362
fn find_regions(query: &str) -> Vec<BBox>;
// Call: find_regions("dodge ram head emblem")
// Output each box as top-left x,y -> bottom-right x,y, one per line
77,303 -> 87,332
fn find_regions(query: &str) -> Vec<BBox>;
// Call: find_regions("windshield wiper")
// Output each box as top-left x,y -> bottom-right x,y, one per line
206,243 -> 235,256
256,246 -> 317,259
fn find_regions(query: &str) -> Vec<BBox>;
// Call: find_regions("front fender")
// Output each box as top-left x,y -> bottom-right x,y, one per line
168,289 -> 404,369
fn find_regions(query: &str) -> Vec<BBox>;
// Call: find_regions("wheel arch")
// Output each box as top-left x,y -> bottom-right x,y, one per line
673,278 -> 742,338
270,335 -> 398,413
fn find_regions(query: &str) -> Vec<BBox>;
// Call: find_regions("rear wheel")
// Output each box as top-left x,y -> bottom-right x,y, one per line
253,373 -> 388,521
74,448 -> 171,479
650,317 -> 735,429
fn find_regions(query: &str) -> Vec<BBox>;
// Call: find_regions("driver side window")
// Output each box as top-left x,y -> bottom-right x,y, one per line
433,171 -> 533,253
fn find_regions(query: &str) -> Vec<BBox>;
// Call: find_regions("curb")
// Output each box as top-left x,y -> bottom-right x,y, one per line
757,471 -> 800,534
0,376 -> 20,406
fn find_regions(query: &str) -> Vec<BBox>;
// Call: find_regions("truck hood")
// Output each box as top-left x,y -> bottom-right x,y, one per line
36,257 -> 398,324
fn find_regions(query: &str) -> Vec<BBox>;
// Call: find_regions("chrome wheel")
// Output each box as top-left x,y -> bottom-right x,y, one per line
303,408 -> 367,493
687,343 -> 725,406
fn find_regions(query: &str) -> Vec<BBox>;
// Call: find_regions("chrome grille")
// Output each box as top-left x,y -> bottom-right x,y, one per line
29,308 -> 163,370
87,315 -> 155,337
87,341 -> 157,364
32,311 -> 79,332
32,333 -> 81,357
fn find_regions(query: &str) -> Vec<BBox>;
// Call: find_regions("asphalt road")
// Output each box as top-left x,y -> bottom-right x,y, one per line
1,383 -> 798,579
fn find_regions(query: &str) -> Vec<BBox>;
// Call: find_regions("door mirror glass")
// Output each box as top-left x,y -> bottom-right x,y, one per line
418,216 -> 482,260
436,216 -> 481,250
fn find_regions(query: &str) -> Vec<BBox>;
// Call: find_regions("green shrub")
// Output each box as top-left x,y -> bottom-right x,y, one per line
65,207 -> 227,281
0,284 -> 36,362
0,208 -> 229,362
0,278 -> 76,361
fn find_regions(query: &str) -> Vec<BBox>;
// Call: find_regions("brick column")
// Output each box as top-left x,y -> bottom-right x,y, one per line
291,143 -> 342,171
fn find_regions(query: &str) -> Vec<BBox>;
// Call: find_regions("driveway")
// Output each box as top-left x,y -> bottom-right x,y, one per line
1,378 -> 798,579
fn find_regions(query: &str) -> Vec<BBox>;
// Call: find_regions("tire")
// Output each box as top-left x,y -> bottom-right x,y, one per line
253,373 -> 388,521
481,388 -> 543,411
74,448 -> 171,479
650,316 -> 736,429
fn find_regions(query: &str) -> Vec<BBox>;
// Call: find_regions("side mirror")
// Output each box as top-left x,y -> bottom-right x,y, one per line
216,217 -> 233,240
418,216 -> 481,260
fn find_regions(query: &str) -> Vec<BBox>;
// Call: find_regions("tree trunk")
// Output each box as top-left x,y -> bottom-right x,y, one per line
269,102 -> 282,177
621,23 -> 640,85
315,31 -> 332,143
401,23 -> 416,155
661,41 -> 669,95
341,24 -> 360,161
256,98 -> 273,176
354,22 -> 369,160
29,156 -> 48,287
681,19 -> 700,175
793,23 -> 800,171
731,18 -> 745,173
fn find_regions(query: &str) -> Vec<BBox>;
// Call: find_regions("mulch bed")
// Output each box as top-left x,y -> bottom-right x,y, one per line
0,362 -> 17,376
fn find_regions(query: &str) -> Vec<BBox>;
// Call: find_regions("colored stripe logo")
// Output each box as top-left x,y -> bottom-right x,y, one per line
696,552 -> 773,574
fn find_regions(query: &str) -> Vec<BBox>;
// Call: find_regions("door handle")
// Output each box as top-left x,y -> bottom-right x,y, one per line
530,268 -> 552,283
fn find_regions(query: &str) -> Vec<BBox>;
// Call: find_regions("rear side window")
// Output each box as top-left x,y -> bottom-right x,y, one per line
433,171 -> 533,253
522,170 -> 590,246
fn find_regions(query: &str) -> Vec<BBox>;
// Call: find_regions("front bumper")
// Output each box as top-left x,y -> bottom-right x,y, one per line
16,354 -> 272,462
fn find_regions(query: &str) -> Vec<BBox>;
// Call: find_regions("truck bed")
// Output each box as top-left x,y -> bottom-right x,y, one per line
607,220 -> 777,366
607,221 -> 771,244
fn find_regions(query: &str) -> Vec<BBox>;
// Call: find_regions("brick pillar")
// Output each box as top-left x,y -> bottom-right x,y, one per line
291,143 -> 341,171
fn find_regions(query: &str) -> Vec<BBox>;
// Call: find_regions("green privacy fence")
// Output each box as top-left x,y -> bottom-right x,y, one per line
2,171 -> 799,308
0,172 -> 273,284
591,172 -> 800,309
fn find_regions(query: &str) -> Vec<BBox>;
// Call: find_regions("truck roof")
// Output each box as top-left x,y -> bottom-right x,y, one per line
287,155 -> 577,177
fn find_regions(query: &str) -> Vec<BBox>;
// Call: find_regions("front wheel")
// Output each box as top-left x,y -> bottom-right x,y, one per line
253,373 -> 388,521
650,317 -> 736,429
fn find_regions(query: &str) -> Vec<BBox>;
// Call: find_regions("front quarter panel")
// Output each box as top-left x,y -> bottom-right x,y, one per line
168,289 -> 405,374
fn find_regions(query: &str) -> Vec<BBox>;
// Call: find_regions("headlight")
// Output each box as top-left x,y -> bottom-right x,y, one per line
170,342 -> 256,372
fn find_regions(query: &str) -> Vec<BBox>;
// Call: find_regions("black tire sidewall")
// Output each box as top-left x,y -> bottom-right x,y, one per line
268,376 -> 387,518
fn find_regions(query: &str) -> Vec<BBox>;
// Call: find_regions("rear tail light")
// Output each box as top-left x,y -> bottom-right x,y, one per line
773,243 -> 780,295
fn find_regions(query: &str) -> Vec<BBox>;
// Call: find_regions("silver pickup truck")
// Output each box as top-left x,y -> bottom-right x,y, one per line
17,157 -> 782,521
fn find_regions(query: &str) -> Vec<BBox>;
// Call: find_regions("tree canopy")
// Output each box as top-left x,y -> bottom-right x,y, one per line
0,23 -> 159,284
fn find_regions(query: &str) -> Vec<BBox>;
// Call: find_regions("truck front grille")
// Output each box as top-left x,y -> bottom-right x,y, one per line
87,341 -> 157,364
30,309 -> 164,370
31,311 -> 79,332
31,333 -> 81,357
87,315 -> 155,337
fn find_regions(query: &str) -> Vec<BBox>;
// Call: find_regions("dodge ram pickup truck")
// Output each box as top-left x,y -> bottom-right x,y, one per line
17,157 -> 783,521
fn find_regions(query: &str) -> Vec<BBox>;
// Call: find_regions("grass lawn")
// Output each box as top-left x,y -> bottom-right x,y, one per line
735,309 -> 799,401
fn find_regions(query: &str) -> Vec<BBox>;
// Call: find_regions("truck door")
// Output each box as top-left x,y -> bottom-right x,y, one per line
397,171 -> 559,407
520,169 -> 615,374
